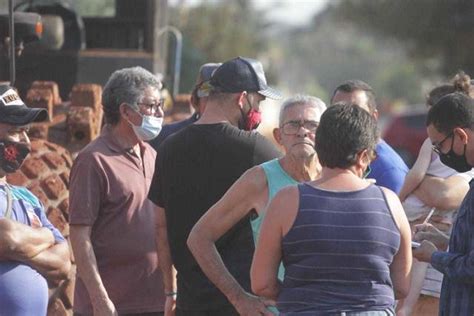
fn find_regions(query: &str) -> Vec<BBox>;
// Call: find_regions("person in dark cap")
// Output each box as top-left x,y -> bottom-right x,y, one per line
0,84 -> 71,316
149,62 -> 221,149
148,56 -> 282,316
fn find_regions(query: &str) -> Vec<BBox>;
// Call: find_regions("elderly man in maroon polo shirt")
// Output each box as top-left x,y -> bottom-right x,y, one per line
69,67 -> 166,316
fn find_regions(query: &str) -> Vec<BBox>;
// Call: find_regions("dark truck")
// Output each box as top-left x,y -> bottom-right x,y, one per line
1,0 -> 170,99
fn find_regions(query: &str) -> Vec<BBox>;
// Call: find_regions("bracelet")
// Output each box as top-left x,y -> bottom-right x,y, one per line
165,291 -> 177,297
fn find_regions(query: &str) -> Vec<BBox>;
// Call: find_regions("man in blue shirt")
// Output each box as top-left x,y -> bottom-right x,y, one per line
0,85 -> 70,316
331,79 -> 409,194
414,92 -> 474,316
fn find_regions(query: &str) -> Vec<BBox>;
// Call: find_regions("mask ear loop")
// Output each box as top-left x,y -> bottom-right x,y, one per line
4,184 -> 12,220
124,104 -> 145,128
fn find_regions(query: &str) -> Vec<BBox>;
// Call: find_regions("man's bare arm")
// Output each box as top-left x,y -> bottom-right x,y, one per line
0,218 -> 54,261
413,175 -> 469,210
382,187 -> 412,299
398,138 -> 432,202
187,167 -> 274,315
70,224 -> 117,315
154,205 -> 176,316
24,241 -> 71,282
251,187 -> 297,300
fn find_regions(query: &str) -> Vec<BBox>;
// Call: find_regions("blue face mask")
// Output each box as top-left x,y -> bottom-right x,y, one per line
130,111 -> 163,141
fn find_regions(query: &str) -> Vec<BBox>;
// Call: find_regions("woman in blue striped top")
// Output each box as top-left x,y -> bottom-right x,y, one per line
251,103 -> 412,316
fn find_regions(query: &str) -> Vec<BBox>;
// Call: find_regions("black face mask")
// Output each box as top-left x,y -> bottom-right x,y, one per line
0,140 -> 31,173
439,139 -> 471,172
363,165 -> 372,179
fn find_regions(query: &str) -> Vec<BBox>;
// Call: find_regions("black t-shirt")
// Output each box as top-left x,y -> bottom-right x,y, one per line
148,123 -> 281,310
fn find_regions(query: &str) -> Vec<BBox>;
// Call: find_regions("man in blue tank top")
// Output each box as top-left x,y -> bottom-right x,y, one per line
187,95 -> 326,314
0,85 -> 70,316
331,80 -> 409,194
252,103 -> 412,315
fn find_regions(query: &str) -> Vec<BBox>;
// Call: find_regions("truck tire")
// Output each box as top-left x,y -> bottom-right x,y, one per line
7,138 -> 74,316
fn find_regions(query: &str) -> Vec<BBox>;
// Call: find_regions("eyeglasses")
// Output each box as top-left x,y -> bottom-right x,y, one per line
432,132 -> 453,154
137,98 -> 165,115
282,120 -> 319,135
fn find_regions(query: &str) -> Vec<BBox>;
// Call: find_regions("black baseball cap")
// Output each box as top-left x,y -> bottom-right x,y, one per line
0,85 -> 48,125
210,57 -> 282,100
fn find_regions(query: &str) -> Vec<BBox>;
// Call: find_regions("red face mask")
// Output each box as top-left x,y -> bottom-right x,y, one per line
239,95 -> 262,131
242,108 -> 262,131
0,140 -> 31,173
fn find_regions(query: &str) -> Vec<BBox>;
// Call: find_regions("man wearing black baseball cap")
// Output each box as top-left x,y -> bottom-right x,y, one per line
209,57 -> 282,130
149,57 -> 282,315
0,84 -> 70,315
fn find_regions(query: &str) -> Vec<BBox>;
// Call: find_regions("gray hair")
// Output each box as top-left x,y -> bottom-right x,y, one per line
102,66 -> 162,125
279,95 -> 327,126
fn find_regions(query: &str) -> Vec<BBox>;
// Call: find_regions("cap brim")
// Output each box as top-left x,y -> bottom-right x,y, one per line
1,106 -> 48,125
258,86 -> 282,100
27,107 -> 48,123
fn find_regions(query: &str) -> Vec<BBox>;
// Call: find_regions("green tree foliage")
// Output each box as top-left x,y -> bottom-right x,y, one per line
168,1 -> 268,93
276,9 -> 426,105
333,0 -> 474,77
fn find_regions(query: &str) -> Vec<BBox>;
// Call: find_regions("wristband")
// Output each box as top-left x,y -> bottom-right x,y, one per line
165,291 -> 177,297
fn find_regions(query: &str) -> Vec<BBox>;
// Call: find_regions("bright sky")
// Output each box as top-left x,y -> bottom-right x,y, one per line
169,0 -> 329,27
254,0 -> 329,26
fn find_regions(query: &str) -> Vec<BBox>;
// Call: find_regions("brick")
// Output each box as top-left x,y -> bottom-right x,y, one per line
59,170 -> 70,188
25,88 -> 53,121
30,139 -> 44,153
47,207 -> 69,236
28,123 -> 49,140
31,81 -> 62,105
61,153 -> 73,168
70,83 -> 102,111
41,174 -> 66,200
6,171 -> 28,186
21,157 -> 48,179
47,297 -> 67,316
28,184 -> 48,207
58,198 -> 69,218
67,107 -> 97,146
94,107 -> 104,136
61,274 -> 75,308
44,141 -> 62,152
43,152 -> 66,170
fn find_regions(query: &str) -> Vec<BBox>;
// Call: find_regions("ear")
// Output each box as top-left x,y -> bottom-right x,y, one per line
273,127 -> 283,145
119,103 -> 131,120
237,91 -> 247,109
454,127 -> 469,144
356,149 -> 370,168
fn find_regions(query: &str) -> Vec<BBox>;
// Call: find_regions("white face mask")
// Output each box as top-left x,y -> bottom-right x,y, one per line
130,112 -> 163,141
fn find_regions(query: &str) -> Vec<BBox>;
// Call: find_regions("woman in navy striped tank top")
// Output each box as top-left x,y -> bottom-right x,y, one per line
251,104 -> 412,315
